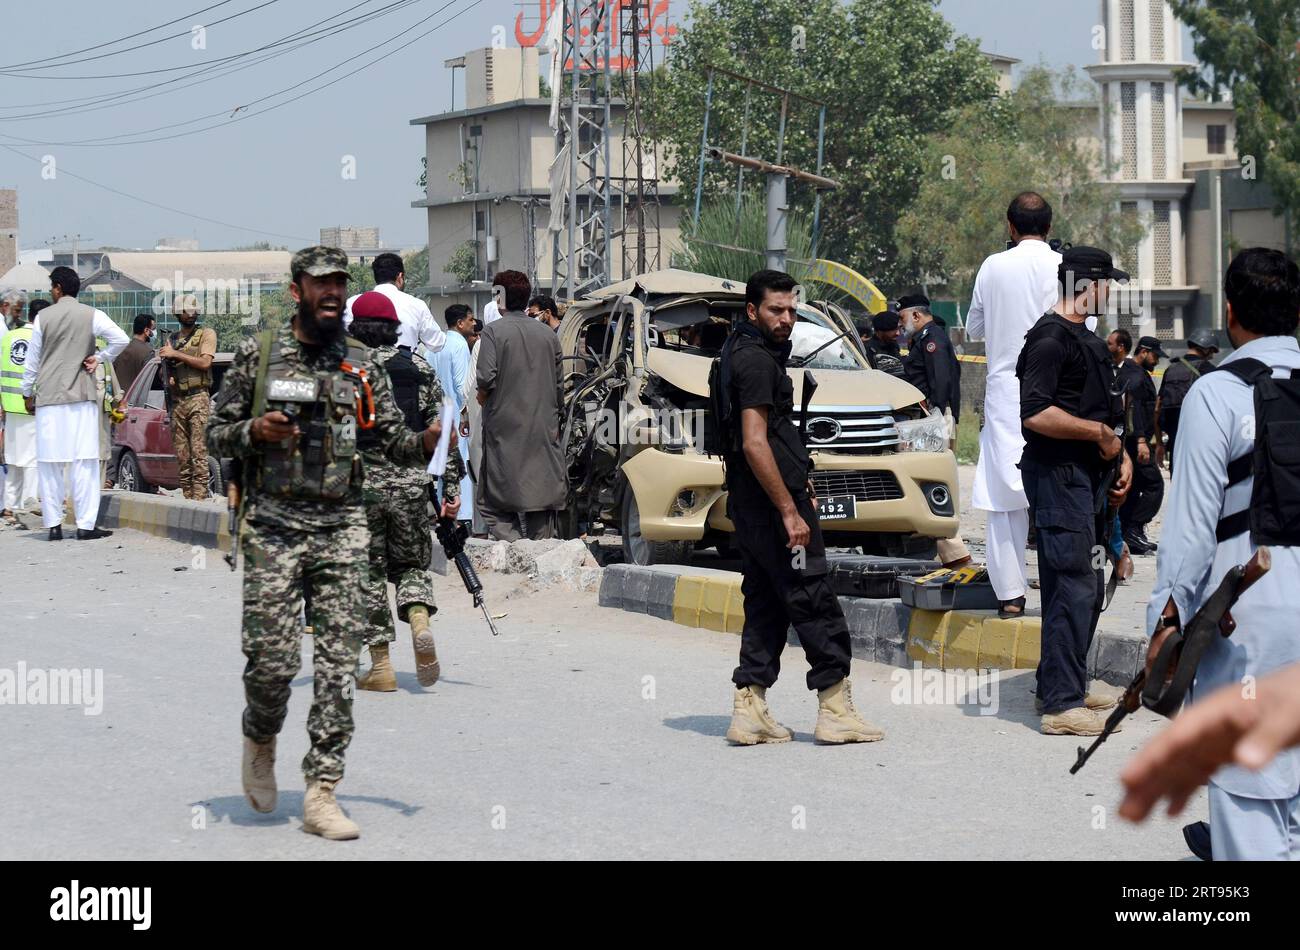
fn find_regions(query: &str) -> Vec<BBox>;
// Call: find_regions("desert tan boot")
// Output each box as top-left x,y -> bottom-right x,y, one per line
1041,706 -> 1121,736
302,780 -> 360,840
1036,692 -> 1118,715
408,605 -> 441,687
725,685 -> 793,745
241,736 -> 277,814
356,643 -> 398,692
814,678 -> 885,744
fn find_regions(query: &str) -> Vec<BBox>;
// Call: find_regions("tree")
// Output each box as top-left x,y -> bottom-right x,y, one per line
673,195 -> 814,284
1170,0 -> 1300,235
652,0 -> 996,288
896,66 -> 1148,305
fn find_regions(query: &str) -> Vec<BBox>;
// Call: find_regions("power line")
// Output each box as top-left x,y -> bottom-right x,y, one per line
0,141 -> 314,241
0,0 -> 480,148
0,0 -> 286,78
0,0 -> 417,122
0,1 -> 239,70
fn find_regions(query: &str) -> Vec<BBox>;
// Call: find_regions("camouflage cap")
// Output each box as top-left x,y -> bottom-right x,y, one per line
291,246 -> 351,280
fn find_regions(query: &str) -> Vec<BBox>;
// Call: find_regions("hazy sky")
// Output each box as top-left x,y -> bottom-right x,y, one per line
0,0 -> 1176,253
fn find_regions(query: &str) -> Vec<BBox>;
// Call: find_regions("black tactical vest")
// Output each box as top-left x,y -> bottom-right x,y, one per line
254,338 -> 368,500
358,348 -> 423,452
1017,315 -> 1124,430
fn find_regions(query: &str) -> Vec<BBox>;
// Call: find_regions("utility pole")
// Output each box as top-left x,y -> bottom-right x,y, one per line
704,147 -> 840,272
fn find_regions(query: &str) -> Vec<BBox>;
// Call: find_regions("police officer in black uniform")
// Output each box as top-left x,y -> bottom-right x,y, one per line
1154,329 -> 1219,474
1017,246 -> 1133,736
1115,334 -> 1165,554
899,294 -> 960,425
865,310 -> 905,379
715,269 -> 883,747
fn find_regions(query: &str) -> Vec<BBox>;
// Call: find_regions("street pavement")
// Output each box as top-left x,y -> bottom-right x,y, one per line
1,492 -> 1203,860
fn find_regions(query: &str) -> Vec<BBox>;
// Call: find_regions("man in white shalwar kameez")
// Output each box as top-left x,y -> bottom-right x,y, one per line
20,267 -> 127,540
965,193 -> 1062,614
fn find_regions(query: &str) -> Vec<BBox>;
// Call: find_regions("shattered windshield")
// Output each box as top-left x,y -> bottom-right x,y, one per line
790,306 -> 866,370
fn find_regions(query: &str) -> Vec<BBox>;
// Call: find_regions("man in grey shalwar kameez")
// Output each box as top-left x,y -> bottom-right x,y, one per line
474,270 -> 566,541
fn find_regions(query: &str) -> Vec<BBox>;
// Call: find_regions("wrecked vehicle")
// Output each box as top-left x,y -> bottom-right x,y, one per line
557,269 -> 959,566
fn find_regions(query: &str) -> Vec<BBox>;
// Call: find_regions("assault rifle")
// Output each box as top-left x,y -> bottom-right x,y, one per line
435,503 -> 500,637
1070,547 -> 1272,774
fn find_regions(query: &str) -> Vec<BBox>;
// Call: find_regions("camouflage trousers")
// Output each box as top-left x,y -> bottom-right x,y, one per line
171,392 -> 210,501
362,479 -> 436,648
240,513 -> 368,782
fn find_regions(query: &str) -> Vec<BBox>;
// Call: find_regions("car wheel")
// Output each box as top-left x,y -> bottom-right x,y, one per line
118,451 -> 153,494
207,457 -> 224,498
620,487 -> 693,567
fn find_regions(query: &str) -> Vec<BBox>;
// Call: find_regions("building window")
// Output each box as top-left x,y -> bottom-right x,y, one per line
1120,0 -> 1135,61
1151,82 -> 1166,178
1149,0 -> 1165,61
475,210 -> 485,232
1121,83 -> 1138,180
1155,306 -> 1175,340
1121,201 -> 1140,280
1154,201 -> 1172,287
1208,125 -> 1227,155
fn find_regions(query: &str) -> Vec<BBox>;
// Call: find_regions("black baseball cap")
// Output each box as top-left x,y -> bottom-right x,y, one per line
896,293 -> 930,312
1136,335 -> 1168,358
1059,245 -> 1130,283
872,310 -> 900,332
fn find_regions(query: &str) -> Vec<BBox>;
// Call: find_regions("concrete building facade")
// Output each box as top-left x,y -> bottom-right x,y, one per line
412,47 -> 682,317
0,189 -> 17,278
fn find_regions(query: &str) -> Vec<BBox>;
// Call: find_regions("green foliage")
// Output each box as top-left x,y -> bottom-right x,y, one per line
672,196 -> 814,283
403,246 -> 430,294
1170,0 -> 1300,235
418,156 -> 427,191
896,66 -> 1148,304
652,0 -> 997,288
446,240 -> 479,285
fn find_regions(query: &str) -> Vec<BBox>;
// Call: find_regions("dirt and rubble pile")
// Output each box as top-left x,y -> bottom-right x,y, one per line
465,537 -> 602,591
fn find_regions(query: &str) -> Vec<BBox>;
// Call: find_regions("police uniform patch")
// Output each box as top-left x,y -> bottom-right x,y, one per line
11,340 -> 28,365
926,341 -> 937,353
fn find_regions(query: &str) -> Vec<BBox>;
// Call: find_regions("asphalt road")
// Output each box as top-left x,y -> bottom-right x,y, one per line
1,514 -> 1203,860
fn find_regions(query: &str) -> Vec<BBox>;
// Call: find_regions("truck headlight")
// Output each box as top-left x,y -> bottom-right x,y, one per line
895,408 -> 948,454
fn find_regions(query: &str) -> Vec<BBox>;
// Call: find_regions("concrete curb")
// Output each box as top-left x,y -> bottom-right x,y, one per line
65,491 -> 230,552
599,563 -> 1145,687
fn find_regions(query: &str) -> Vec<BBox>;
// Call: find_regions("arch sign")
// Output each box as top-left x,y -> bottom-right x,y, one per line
803,259 -> 889,314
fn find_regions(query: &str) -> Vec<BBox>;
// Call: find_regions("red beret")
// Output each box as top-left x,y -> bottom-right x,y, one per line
351,291 -> 399,322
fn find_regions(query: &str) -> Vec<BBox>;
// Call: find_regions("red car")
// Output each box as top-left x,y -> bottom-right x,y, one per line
111,353 -> 234,496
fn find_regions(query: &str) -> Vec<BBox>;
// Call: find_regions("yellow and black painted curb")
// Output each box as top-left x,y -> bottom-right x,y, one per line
599,563 -> 1143,686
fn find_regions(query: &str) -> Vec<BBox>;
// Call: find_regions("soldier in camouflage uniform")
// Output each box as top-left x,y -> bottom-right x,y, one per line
206,247 -> 441,841
346,291 -> 465,691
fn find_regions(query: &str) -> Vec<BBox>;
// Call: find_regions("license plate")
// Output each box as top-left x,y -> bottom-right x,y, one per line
816,494 -> 856,522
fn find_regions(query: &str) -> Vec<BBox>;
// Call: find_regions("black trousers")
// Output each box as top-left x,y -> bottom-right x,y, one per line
1021,457 -> 1105,714
1119,446 -> 1164,535
730,493 -> 852,692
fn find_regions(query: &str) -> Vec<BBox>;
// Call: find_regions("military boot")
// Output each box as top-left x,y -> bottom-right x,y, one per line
1041,707 -> 1120,736
814,678 -> 885,744
241,737 -> 277,814
1036,692 -> 1118,715
725,685 -> 793,745
356,643 -> 397,692
408,606 -> 440,687
302,780 -> 360,840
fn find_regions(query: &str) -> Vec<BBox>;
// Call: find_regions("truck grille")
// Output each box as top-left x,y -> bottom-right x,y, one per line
793,404 -> 899,453
811,470 -> 904,502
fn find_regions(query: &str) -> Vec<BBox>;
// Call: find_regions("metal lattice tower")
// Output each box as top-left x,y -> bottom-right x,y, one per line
551,0 -> 613,300
614,0 -> 662,280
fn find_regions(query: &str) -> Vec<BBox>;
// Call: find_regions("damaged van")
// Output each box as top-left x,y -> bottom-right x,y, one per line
558,269 -> 958,565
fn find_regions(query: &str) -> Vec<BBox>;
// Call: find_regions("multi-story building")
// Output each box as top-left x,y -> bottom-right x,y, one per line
411,46 -> 683,316
1082,0 -> 1289,341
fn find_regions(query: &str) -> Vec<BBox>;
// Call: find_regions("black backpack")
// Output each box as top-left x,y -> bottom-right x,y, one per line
1214,358 -> 1300,546
705,334 -> 740,457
